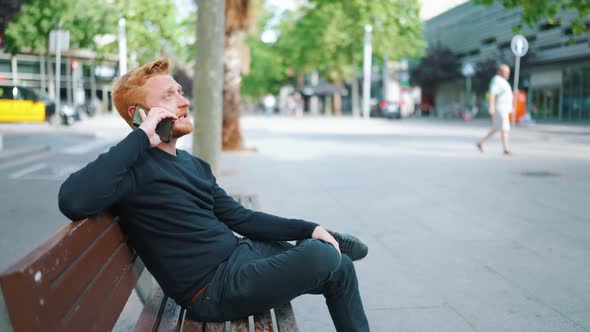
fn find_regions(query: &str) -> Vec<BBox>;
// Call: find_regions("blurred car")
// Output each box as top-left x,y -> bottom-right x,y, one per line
0,85 -> 80,125
371,100 -> 401,119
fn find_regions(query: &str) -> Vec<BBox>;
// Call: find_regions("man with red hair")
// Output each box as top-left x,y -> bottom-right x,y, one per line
59,59 -> 369,331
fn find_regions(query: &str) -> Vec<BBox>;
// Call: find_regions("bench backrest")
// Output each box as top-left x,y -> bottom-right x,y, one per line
0,213 -> 142,332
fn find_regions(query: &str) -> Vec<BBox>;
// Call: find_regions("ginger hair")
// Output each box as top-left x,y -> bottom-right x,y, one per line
112,59 -> 173,127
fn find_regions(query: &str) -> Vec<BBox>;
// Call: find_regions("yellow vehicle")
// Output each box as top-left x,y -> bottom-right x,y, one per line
0,85 -> 52,122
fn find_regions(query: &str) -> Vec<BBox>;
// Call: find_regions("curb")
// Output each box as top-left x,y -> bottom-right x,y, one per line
0,144 -> 51,163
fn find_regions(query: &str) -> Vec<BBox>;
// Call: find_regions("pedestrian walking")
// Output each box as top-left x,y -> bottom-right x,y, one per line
476,64 -> 513,155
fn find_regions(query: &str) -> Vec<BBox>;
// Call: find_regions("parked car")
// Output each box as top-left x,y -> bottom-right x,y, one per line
371,100 -> 401,119
0,85 -> 80,125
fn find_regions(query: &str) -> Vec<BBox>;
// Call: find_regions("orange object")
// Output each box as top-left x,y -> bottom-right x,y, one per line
509,90 -> 527,123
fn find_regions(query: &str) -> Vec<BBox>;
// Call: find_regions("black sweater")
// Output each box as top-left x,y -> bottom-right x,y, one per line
58,129 -> 318,305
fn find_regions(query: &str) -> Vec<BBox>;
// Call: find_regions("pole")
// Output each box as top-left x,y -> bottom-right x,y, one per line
193,0 -> 225,175
310,70 -> 319,115
466,76 -> 471,112
40,52 -> 46,94
55,32 -> 61,118
118,18 -> 128,76
362,24 -> 372,119
90,63 -> 97,111
66,57 -> 72,106
512,56 -> 521,125
11,56 -> 18,85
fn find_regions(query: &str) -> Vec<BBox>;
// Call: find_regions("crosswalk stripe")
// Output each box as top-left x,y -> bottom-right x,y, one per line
0,151 -> 53,171
9,162 -> 48,179
60,139 -> 115,155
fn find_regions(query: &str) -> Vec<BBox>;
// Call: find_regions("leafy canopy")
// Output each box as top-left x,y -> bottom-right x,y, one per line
275,0 -> 424,82
242,0 -> 424,99
4,0 -> 192,64
475,0 -> 590,34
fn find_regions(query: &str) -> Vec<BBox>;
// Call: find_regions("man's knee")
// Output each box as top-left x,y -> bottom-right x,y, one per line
331,254 -> 358,288
297,239 -> 341,274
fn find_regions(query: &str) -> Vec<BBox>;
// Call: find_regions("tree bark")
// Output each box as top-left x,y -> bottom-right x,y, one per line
351,76 -> 360,118
222,30 -> 244,150
325,95 -> 332,116
333,80 -> 343,116
194,0 -> 225,174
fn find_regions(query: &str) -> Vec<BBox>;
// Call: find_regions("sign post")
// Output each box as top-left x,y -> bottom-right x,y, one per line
50,29 -> 70,119
461,62 -> 475,113
510,35 -> 528,125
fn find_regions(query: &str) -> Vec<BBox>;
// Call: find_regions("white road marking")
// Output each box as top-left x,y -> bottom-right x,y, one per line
61,139 -> 115,155
0,151 -> 53,171
9,162 -> 48,179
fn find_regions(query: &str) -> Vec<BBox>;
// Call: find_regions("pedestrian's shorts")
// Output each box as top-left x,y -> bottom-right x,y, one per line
493,112 -> 511,132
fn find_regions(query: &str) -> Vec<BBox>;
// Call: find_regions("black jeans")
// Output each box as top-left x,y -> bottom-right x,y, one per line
186,238 -> 370,332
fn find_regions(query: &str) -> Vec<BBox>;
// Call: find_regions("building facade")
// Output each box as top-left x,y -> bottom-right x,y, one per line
424,1 -> 590,122
0,49 -> 118,113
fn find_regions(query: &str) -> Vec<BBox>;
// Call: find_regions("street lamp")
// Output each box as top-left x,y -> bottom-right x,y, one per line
362,24 -> 373,119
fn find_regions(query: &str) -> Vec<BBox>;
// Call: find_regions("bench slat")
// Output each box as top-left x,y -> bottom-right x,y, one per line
229,318 -> 250,332
0,214 -> 141,332
135,284 -> 166,332
64,242 -> 138,330
89,254 -> 142,332
253,310 -> 273,332
205,321 -> 227,332
182,318 -> 204,332
274,303 -> 298,332
156,297 -> 182,332
52,222 -> 127,319
5,214 -> 113,282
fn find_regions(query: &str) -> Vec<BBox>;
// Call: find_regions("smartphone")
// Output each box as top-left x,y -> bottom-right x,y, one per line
132,104 -> 173,143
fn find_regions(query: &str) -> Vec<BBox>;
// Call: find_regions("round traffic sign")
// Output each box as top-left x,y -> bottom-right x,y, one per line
511,35 -> 528,57
462,62 -> 475,77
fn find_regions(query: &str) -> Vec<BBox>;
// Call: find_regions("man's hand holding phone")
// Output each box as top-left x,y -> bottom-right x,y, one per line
135,106 -> 178,147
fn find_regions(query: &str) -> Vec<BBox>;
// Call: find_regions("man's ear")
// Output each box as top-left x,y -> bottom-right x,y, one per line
127,105 -> 136,119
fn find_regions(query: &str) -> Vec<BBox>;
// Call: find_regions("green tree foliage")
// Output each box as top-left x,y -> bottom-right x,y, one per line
4,0 -> 192,65
241,0 -> 424,99
278,0 -> 424,82
241,35 -> 288,100
475,0 -> 589,34
102,0 -> 191,64
241,9 -> 288,100
0,0 -> 25,35
4,0 -> 109,54
410,45 -> 459,93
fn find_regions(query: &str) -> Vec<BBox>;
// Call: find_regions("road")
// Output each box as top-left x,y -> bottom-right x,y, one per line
1,114 -> 589,331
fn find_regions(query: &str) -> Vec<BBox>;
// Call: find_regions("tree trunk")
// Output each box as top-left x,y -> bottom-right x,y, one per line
325,95 -> 332,116
351,76 -> 360,118
296,72 -> 304,89
194,0 -> 225,173
333,80 -> 343,116
222,30 -> 244,151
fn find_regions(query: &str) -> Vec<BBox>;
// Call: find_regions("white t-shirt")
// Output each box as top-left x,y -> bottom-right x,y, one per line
489,75 -> 513,114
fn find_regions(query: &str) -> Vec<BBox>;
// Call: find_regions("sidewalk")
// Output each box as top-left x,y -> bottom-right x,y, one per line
2,113 -> 588,331
217,115 -> 590,332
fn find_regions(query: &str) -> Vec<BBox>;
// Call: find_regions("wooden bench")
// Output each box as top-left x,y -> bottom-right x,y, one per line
0,195 -> 299,331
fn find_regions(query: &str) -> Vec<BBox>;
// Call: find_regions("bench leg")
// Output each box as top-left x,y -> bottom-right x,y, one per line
134,268 -> 155,304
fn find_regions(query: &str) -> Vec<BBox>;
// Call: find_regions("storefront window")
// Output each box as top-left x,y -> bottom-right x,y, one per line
562,66 -> 590,121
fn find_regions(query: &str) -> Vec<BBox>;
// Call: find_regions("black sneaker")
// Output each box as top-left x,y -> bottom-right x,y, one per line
329,231 -> 368,261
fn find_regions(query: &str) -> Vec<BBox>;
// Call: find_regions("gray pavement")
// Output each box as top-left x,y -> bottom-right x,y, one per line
218,116 -> 590,332
1,113 -> 589,331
